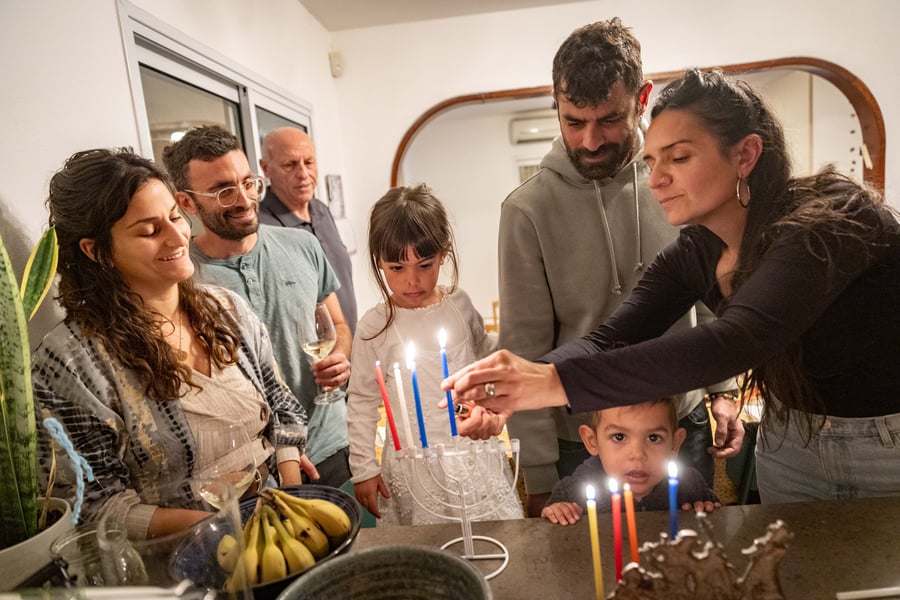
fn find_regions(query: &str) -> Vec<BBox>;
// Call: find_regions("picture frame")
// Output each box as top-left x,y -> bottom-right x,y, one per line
325,174 -> 345,218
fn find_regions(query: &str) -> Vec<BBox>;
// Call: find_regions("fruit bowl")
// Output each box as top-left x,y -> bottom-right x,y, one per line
171,484 -> 362,600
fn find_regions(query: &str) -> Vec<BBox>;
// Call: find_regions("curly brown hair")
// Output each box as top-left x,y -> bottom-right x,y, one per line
552,18 -> 643,107
47,147 -> 241,400
161,125 -> 241,191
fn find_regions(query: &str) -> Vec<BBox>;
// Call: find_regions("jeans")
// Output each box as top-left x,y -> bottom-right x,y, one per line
756,407 -> 900,503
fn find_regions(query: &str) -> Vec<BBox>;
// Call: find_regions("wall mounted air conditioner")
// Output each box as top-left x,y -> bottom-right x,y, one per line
509,114 -> 558,144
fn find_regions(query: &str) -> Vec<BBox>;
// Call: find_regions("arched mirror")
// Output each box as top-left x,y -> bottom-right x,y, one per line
391,57 -> 885,322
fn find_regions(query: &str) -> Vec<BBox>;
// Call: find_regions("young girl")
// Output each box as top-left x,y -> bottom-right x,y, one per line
347,184 -> 523,525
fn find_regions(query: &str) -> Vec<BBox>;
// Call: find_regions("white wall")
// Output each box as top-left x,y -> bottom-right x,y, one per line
331,0 -> 900,313
1,0 -> 897,330
402,111 -> 552,316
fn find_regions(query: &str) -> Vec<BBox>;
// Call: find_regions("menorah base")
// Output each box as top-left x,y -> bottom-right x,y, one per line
441,535 -> 510,580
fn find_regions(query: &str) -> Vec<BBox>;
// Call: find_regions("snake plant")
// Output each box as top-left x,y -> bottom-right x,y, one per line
0,228 -> 57,549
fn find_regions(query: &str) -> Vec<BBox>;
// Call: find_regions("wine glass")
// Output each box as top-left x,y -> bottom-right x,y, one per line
298,302 -> 342,405
194,419 -> 258,508
97,479 -> 251,599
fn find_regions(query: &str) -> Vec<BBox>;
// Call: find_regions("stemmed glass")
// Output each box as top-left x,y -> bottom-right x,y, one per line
97,478 -> 251,599
298,302 -> 342,405
195,419 -> 258,508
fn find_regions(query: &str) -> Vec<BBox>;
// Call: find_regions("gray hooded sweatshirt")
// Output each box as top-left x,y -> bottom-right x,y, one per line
498,134 -> 729,494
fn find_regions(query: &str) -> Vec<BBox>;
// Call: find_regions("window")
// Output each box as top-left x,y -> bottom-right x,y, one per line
140,65 -> 243,165
256,106 -> 308,151
119,2 -> 312,171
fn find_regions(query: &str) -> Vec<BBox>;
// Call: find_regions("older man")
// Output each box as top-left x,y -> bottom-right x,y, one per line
163,126 -> 353,487
259,127 -> 358,333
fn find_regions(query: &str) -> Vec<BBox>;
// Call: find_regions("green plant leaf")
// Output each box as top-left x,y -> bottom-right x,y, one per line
0,232 -> 38,548
20,227 -> 58,321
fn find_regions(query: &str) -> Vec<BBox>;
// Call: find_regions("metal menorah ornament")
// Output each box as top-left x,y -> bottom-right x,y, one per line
611,514 -> 793,600
391,436 -> 521,579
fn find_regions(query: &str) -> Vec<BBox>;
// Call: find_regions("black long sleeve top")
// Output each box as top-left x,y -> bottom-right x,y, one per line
545,204 -> 900,418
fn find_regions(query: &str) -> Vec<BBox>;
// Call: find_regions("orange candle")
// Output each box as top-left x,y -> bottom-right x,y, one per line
623,483 -> 639,564
608,478 -> 622,581
585,485 -> 604,600
374,361 -> 401,451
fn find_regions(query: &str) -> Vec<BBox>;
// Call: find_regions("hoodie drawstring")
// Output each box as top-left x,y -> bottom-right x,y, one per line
633,162 -> 644,272
594,179 -> 622,295
593,162 -> 644,295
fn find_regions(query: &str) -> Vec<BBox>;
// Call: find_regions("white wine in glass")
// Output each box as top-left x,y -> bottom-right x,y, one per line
199,472 -> 255,510
195,419 -> 257,508
299,302 -> 342,405
301,338 -> 336,361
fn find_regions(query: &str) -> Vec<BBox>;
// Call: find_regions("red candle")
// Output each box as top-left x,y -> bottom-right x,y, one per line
608,478 -> 623,581
623,483 -> 639,564
374,361 -> 401,451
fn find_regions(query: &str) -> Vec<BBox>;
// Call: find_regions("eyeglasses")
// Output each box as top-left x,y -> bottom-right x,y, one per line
185,175 -> 266,207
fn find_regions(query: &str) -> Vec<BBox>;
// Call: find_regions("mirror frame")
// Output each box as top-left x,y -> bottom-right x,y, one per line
391,56 -> 885,190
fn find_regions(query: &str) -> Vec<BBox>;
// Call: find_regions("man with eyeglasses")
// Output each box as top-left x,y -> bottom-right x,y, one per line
163,125 -> 354,489
259,127 -> 357,334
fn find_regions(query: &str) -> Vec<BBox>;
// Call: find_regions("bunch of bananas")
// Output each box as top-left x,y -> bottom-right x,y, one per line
216,487 -> 352,589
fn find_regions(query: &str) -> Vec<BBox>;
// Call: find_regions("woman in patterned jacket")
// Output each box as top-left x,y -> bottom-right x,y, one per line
33,148 -> 314,539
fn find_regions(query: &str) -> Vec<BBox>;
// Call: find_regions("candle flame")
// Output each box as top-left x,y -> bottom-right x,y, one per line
375,360 -> 382,367
406,342 -> 416,369
438,328 -> 447,349
608,478 -> 619,494
585,484 -> 596,501
392,361 -> 400,370
668,461 -> 678,479
623,482 -> 631,492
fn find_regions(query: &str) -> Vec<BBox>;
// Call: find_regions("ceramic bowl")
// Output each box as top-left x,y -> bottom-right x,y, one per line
276,544 -> 493,599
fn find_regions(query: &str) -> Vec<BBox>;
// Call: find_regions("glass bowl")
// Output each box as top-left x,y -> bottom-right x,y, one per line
170,484 -> 362,600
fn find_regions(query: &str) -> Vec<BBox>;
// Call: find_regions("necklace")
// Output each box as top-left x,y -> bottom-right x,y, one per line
175,307 -> 188,362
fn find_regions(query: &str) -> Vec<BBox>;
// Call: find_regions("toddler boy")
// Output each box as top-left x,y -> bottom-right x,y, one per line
542,397 -> 719,525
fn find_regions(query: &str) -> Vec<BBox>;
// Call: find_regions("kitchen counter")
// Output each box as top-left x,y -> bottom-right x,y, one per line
354,496 -> 900,599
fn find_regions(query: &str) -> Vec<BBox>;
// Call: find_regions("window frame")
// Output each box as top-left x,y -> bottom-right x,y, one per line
117,0 -> 313,169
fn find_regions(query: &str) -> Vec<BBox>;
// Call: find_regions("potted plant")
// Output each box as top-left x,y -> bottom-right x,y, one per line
0,227 -> 65,590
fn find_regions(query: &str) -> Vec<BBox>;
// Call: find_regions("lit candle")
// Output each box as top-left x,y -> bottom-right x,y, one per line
608,478 -> 622,581
374,361 -> 401,451
406,342 -> 428,449
668,461 -> 679,539
391,362 -> 417,451
623,483 -> 639,564
585,484 -> 604,600
438,329 -> 458,436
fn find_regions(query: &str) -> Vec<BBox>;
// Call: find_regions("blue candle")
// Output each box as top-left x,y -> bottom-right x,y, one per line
668,461 -> 679,538
438,329 -> 458,436
406,342 -> 428,449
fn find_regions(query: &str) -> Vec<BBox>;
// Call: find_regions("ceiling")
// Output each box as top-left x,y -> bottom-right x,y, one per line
297,0 -> 586,31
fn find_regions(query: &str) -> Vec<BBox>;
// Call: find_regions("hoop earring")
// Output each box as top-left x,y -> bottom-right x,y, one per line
736,177 -> 750,209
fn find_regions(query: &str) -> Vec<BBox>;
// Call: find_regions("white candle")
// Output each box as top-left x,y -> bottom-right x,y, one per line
392,361 -> 417,451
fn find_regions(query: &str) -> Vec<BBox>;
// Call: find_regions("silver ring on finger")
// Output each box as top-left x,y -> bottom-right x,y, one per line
484,382 -> 496,398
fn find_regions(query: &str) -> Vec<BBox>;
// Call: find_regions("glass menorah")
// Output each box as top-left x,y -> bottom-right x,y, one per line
389,436 -> 521,579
